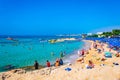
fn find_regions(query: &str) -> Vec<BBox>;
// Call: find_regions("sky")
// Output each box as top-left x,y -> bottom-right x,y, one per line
0,0 -> 120,35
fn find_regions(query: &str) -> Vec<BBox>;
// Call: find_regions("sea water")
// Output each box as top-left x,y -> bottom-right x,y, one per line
0,36 -> 84,72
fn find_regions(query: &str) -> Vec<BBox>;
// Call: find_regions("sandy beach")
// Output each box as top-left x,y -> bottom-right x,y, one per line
1,0 -> 120,79
0,40 -> 120,80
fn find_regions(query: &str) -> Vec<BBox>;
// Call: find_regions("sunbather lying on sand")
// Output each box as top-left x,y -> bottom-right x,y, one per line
86,60 -> 94,69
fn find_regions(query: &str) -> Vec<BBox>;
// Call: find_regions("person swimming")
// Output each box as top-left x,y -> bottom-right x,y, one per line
6,37 -> 13,40
63,51 -> 66,56
51,52 -> 55,56
6,37 -> 19,42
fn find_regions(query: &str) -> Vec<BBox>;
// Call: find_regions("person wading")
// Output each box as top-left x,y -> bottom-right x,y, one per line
34,60 -> 39,69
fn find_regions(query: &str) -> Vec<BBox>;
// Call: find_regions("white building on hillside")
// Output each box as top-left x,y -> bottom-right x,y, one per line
96,32 -> 103,35
96,32 -> 103,37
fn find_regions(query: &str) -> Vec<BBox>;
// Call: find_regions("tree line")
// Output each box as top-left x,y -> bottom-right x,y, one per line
88,29 -> 120,37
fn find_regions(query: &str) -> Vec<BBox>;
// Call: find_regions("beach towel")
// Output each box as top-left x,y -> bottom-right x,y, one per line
86,66 -> 92,69
104,52 -> 112,58
65,68 -> 72,71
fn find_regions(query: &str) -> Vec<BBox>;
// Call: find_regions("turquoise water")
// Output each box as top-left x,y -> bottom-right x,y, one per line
0,36 -> 84,72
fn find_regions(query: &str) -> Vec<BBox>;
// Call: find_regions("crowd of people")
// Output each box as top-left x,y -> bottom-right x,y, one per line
33,51 -> 65,70
77,48 -> 95,69
34,58 -> 64,70
77,41 -> 104,69
34,40 -> 120,70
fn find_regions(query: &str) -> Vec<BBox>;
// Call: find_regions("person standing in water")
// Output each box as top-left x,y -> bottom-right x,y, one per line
54,59 -> 60,67
60,51 -> 64,58
59,58 -> 63,65
51,52 -> 55,57
81,49 -> 85,56
78,50 -> 81,57
46,60 -> 51,67
34,60 -> 39,69
63,51 -> 66,56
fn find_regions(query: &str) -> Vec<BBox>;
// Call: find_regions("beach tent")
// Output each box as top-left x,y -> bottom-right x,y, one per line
104,52 -> 112,58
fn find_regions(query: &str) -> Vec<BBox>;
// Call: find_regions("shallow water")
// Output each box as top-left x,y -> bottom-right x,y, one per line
0,36 -> 84,72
